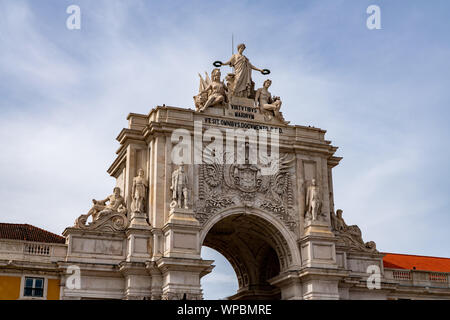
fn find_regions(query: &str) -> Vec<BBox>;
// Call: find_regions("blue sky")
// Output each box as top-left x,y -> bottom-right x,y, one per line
1,0 -> 450,299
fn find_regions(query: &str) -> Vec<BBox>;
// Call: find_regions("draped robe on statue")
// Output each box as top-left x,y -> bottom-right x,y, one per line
229,53 -> 255,96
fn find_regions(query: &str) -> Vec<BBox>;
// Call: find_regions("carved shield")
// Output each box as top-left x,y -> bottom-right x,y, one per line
234,165 -> 259,192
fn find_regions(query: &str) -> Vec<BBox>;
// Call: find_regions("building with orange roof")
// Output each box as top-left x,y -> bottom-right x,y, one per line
383,253 -> 450,273
0,223 -> 66,300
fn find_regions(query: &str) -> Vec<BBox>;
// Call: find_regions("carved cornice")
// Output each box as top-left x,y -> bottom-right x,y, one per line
328,156 -> 343,168
107,148 -> 127,177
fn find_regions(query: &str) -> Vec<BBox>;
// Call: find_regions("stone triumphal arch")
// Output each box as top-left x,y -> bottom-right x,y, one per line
61,45 -> 384,300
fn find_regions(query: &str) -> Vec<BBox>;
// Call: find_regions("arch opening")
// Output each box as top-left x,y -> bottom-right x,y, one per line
202,213 -> 292,300
201,247 -> 239,300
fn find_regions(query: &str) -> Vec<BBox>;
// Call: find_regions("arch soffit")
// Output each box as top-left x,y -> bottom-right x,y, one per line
200,205 -> 301,268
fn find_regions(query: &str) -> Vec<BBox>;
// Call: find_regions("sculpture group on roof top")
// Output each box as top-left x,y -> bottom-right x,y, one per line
194,43 -> 287,124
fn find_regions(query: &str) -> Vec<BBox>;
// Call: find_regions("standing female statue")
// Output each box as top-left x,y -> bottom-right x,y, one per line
132,168 -> 148,213
222,43 -> 264,97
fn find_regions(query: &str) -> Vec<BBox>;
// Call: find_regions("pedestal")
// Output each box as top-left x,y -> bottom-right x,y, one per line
163,207 -> 201,259
296,220 -> 346,300
129,210 -> 151,229
157,207 -> 213,300
300,220 -> 337,269
156,257 -> 214,300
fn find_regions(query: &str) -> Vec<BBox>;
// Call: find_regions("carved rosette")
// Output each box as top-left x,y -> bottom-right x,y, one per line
75,211 -> 129,232
195,153 -> 298,231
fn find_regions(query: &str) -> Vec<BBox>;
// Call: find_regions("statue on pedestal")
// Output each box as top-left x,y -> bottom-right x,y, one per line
131,168 -> 148,213
255,79 -> 286,123
221,43 -> 264,98
305,179 -> 322,221
88,187 -> 127,221
75,187 -> 128,231
170,165 -> 189,209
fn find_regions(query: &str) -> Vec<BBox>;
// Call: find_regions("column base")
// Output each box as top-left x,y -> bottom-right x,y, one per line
156,257 -> 214,300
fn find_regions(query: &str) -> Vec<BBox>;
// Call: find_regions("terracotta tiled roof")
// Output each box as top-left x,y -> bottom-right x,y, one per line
0,223 -> 65,244
383,253 -> 450,273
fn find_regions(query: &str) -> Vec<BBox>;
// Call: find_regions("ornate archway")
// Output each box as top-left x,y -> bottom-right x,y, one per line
200,206 -> 301,300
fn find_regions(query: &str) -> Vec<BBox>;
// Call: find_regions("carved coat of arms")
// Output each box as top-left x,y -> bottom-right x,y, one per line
231,164 -> 260,193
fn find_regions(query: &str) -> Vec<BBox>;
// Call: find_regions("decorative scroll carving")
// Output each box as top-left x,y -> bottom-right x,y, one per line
331,209 -> 378,253
195,149 -> 298,231
74,187 -> 129,232
75,212 -> 129,232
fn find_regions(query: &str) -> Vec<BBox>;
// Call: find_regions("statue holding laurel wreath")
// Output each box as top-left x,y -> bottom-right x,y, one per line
214,43 -> 270,98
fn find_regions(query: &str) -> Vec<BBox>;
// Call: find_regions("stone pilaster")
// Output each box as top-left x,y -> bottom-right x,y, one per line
129,210 -> 151,229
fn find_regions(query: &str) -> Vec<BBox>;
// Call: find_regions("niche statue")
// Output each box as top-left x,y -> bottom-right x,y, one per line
170,165 -> 189,209
305,179 -> 322,221
131,168 -> 148,213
